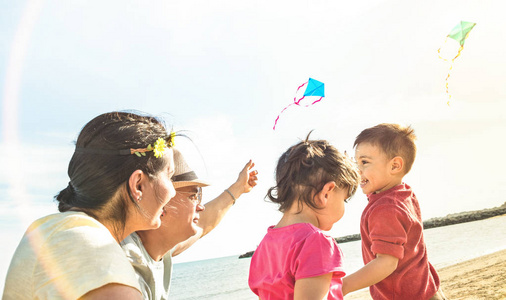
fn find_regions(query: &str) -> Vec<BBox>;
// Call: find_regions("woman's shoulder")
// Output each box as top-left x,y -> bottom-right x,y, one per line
25,211 -> 113,248
33,212 -> 134,276
29,211 -> 101,229
7,212 -> 140,299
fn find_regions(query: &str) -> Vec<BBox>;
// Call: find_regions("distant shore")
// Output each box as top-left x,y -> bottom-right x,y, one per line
345,248 -> 506,299
336,201 -> 506,244
239,202 -> 506,258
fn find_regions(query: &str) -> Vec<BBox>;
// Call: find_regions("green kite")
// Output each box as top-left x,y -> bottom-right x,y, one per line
448,21 -> 476,46
438,21 -> 476,105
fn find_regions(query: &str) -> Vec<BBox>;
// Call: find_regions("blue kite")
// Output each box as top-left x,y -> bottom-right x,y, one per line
273,78 -> 325,130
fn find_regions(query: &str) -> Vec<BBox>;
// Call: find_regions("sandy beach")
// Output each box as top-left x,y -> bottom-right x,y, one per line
344,249 -> 506,300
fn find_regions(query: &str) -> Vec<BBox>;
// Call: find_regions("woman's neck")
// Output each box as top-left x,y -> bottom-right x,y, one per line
69,208 -> 128,243
101,219 -> 129,244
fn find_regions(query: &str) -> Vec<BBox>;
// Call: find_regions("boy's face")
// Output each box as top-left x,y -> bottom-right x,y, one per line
354,142 -> 397,195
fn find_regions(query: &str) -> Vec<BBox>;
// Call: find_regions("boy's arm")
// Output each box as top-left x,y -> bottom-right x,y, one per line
342,253 -> 398,296
294,273 -> 333,300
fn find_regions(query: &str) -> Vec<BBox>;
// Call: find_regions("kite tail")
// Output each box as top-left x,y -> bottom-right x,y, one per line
294,82 -> 308,104
437,38 -> 450,61
437,46 -> 445,61
274,80 -> 318,130
298,96 -> 323,107
445,63 -> 453,105
453,44 -> 464,61
438,38 -> 465,62
295,95 -> 305,105
273,103 -> 294,130
295,82 -> 308,93
444,45 -> 464,105
310,96 -> 323,106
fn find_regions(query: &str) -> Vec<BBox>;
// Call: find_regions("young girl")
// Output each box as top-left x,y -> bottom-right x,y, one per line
249,134 -> 359,300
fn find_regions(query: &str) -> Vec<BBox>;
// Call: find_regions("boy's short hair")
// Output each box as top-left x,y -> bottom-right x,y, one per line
354,123 -> 417,174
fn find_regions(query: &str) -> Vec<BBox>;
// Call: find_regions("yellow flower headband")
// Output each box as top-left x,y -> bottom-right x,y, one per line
131,136 -> 170,158
75,132 -> 175,158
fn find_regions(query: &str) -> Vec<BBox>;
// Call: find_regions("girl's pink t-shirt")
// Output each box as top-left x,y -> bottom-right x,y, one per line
248,223 -> 345,300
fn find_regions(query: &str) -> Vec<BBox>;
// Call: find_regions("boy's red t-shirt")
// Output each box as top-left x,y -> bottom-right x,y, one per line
361,183 -> 440,300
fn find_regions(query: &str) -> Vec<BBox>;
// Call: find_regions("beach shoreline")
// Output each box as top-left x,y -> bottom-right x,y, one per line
344,248 -> 506,299
336,203 -> 506,244
239,205 -> 506,258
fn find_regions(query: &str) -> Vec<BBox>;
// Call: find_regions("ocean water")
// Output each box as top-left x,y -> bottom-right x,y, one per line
170,216 -> 506,300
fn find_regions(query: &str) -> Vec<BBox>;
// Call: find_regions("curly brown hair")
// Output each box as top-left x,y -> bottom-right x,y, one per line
267,132 -> 360,213
55,111 -> 174,240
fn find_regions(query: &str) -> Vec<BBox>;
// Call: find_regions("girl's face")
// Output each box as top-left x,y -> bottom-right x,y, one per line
140,149 -> 177,230
319,186 -> 349,231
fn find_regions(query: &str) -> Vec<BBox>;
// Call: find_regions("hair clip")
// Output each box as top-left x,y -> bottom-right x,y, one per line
167,131 -> 175,147
75,132 -> 175,158
131,134 -> 175,158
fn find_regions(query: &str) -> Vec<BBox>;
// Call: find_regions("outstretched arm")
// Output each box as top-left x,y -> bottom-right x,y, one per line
342,253 -> 398,295
172,160 -> 258,256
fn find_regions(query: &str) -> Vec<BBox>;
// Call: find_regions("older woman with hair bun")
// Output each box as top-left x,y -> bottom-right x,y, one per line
3,111 -> 178,300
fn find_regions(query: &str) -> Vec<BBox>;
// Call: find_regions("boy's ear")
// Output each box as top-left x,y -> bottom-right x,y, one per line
390,156 -> 404,175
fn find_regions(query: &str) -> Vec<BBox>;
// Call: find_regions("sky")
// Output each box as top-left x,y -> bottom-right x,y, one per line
1,0 -> 506,291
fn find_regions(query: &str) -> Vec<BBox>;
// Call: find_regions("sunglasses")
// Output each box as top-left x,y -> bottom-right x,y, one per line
177,187 -> 203,205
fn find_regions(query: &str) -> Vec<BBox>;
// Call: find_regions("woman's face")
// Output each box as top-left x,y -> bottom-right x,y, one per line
140,148 -> 177,230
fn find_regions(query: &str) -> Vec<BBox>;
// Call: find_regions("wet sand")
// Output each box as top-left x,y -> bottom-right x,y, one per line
344,249 -> 506,300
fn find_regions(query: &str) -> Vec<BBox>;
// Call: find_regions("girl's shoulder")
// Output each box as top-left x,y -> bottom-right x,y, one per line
268,222 -> 321,235
266,223 -> 334,246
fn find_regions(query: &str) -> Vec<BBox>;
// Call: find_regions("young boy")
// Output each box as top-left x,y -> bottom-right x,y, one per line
342,123 -> 446,300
